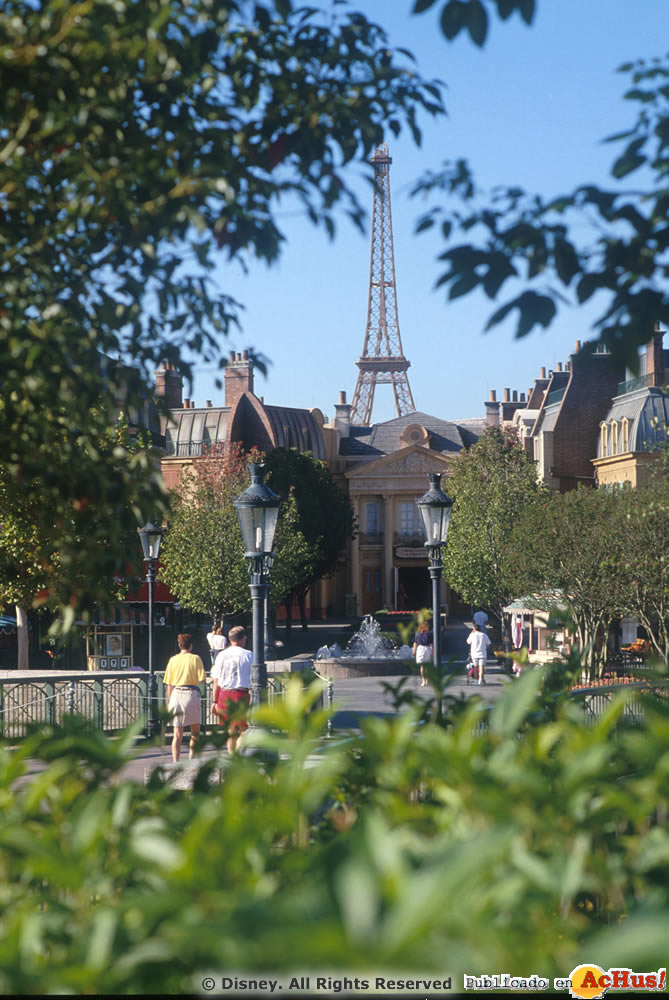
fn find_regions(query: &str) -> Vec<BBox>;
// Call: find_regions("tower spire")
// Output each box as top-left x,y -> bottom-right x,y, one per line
350,143 -> 416,425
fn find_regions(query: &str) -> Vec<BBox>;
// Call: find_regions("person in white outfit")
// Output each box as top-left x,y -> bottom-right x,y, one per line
467,623 -> 491,685
211,626 -> 252,753
206,625 -> 227,668
473,608 -> 489,630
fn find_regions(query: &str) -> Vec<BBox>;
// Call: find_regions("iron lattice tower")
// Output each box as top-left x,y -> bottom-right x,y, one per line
350,143 -> 416,425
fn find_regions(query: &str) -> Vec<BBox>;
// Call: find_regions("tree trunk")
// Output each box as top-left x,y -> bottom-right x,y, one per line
298,591 -> 308,631
16,605 -> 29,670
284,599 -> 292,636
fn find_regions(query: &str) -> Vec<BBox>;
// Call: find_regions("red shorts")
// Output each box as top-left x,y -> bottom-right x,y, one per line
215,689 -> 250,732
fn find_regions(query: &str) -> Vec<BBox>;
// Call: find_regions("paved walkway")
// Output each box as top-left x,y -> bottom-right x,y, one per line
14,617 -> 508,785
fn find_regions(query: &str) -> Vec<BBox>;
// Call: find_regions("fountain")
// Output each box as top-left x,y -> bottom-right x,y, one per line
314,616 -> 414,679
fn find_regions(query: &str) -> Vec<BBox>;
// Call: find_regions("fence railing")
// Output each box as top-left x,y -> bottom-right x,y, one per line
0,668 -> 661,741
0,669 -> 311,741
568,681 -> 666,728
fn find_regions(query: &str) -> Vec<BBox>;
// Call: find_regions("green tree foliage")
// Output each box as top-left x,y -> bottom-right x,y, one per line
618,476 -> 669,664
159,444 -> 252,621
0,414 -> 151,662
2,671 -> 669,991
159,446 -> 313,621
412,48 -> 669,370
507,485 -> 630,677
265,448 -> 357,620
443,426 -> 546,631
0,0 -> 444,624
412,0 -> 536,48
271,490 -> 317,612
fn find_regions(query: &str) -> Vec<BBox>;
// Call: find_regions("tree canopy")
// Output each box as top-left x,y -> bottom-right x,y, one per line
0,0 -> 443,624
507,486 -> 629,677
412,35 -> 669,369
264,447 -> 357,608
615,476 -> 669,665
159,445 -> 315,622
443,426 -> 547,629
0,414 -> 149,661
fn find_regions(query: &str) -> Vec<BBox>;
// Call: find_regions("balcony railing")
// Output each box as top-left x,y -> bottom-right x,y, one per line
359,531 -> 384,546
165,440 -> 206,457
394,531 -> 426,547
616,373 -> 654,396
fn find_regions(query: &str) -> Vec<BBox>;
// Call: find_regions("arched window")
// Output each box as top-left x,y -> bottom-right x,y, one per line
611,421 -> 619,456
621,418 -> 629,454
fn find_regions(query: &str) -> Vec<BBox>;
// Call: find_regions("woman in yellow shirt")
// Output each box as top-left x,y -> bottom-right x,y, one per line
163,633 -> 206,762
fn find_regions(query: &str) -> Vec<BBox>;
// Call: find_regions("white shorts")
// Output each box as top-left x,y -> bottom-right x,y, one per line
168,688 -> 201,727
471,657 -> 486,667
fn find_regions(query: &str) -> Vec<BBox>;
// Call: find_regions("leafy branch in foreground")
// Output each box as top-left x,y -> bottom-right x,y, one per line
2,669 -> 669,991
0,0 -> 444,623
412,56 -> 669,370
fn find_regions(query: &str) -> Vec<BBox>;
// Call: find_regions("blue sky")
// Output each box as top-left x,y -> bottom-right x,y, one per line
189,0 -> 662,425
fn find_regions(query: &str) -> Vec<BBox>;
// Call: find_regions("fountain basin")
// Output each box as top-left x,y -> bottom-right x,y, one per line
313,658 -> 415,680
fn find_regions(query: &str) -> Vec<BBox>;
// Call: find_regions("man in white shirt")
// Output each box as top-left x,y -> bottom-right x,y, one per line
467,624 -> 492,685
211,625 -> 253,752
473,608 -> 489,630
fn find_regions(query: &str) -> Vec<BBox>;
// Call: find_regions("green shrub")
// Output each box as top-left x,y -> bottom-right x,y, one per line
1,671 -> 668,993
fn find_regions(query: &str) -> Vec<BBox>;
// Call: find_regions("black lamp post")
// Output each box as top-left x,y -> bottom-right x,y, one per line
263,552 -> 275,662
137,520 -> 165,738
416,473 -> 454,672
234,463 -> 280,704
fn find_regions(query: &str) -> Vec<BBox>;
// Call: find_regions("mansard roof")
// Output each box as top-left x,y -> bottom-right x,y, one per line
263,404 -> 326,459
597,386 -> 669,457
340,411 -> 476,458
164,397 -> 326,460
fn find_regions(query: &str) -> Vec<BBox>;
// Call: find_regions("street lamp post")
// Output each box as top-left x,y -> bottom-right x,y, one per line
263,552 -> 275,662
416,473 -> 454,673
137,520 -> 165,739
234,463 -> 280,705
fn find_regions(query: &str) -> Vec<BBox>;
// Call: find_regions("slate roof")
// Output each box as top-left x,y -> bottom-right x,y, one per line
597,386 -> 669,457
264,405 -> 326,460
340,411 -> 479,458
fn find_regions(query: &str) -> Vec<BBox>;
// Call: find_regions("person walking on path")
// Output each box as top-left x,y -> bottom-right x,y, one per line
467,623 -> 491,685
211,625 -> 253,754
206,624 -> 227,668
412,620 -> 433,687
473,608 -> 489,630
164,633 -> 206,762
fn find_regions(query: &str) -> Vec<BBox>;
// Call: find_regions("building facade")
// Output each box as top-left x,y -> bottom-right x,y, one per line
592,330 -> 668,487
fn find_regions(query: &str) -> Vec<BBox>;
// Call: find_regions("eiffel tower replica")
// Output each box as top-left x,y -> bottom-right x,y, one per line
350,142 -> 416,425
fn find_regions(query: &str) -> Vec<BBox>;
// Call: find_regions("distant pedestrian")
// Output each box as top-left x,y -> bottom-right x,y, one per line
211,625 -> 252,754
412,621 -> 433,687
206,624 -> 227,668
467,623 -> 491,686
163,633 -> 206,762
473,608 -> 489,630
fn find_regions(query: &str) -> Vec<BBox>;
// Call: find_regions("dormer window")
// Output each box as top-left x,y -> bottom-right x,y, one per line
600,422 -> 608,457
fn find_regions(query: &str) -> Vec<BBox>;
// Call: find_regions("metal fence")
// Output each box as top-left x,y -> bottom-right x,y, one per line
0,669 -> 326,741
568,682 -> 659,728
0,668 -> 658,741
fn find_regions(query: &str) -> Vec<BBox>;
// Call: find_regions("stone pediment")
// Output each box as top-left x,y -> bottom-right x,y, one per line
346,444 -> 451,481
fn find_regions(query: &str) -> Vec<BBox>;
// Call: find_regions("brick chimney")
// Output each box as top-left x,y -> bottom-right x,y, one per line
154,361 -> 183,409
224,350 -> 254,407
645,325 -> 665,387
485,389 -> 499,426
334,390 -> 352,438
